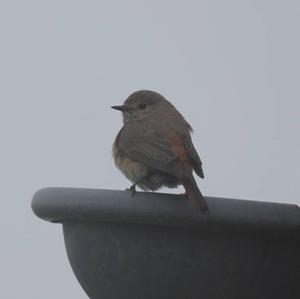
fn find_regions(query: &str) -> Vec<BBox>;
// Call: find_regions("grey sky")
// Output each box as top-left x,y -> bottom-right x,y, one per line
0,1 -> 299,298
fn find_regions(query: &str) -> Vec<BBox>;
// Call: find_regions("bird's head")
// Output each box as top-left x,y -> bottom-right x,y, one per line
111,90 -> 170,123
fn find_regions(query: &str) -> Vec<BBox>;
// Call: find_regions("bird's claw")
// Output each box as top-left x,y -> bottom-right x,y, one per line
126,184 -> 136,197
180,192 -> 189,200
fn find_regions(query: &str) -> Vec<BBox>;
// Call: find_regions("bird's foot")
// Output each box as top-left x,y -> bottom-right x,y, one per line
180,192 -> 189,200
126,184 -> 136,197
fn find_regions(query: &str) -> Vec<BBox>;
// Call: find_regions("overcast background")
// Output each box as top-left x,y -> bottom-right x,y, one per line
0,1 -> 299,298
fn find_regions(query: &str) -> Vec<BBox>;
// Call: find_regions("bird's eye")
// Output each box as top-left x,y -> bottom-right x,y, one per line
138,103 -> 147,110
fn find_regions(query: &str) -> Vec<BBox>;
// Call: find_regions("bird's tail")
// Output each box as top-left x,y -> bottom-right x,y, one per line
183,176 -> 209,213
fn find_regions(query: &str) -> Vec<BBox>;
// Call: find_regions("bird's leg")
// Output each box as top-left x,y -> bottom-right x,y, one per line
126,183 -> 137,197
180,191 -> 189,200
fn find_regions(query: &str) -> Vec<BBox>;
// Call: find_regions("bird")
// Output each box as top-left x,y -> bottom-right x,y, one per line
111,90 -> 208,212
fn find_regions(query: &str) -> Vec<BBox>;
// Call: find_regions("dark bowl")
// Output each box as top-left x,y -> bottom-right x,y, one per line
32,188 -> 300,299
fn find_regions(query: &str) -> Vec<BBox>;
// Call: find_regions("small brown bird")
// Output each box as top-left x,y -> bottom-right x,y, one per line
112,90 -> 208,212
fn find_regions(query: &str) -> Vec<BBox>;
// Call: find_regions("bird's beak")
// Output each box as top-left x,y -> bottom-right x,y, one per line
111,105 -> 129,112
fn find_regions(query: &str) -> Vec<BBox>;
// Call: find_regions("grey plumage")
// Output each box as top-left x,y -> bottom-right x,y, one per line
112,90 -> 208,212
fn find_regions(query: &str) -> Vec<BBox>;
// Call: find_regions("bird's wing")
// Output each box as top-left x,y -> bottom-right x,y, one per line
184,137 -> 204,178
117,122 -> 190,178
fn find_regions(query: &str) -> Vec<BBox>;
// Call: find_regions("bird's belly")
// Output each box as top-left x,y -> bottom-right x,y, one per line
113,142 -> 180,191
113,148 -> 148,184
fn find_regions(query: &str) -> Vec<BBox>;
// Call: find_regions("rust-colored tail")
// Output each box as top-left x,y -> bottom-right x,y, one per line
183,176 -> 209,213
